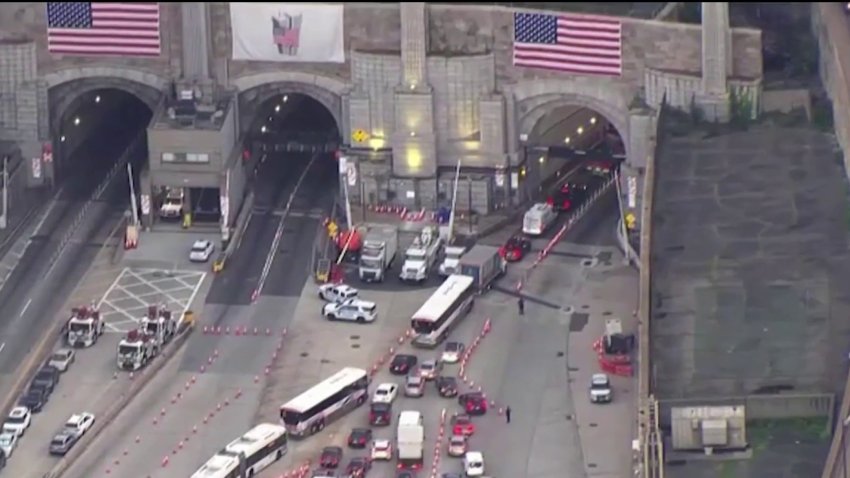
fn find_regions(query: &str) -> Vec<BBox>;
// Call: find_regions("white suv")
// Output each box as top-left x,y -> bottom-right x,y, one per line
589,373 -> 613,403
318,283 -> 359,304
2,407 -> 31,437
63,412 -> 96,437
322,299 -> 377,323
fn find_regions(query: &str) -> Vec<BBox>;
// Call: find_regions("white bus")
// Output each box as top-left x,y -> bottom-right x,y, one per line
279,367 -> 369,437
411,274 -> 475,348
191,423 -> 288,478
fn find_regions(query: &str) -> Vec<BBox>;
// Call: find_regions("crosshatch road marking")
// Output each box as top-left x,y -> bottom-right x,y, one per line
96,268 -> 206,333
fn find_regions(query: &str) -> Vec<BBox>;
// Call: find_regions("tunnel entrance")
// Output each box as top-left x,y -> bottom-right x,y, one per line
245,93 -> 341,215
52,88 -> 152,200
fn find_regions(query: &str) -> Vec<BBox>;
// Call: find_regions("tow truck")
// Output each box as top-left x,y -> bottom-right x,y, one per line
66,303 -> 105,348
116,329 -> 158,371
400,226 -> 443,283
140,304 -> 177,348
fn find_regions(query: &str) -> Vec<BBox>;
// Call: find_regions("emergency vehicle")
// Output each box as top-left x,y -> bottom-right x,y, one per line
66,304 -> 105,348
116,329 -> 157,371
140,304 -> 177,348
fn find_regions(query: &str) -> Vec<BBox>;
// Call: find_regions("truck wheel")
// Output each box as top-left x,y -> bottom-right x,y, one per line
357,317 -> 365,323
327,314 -> 336,321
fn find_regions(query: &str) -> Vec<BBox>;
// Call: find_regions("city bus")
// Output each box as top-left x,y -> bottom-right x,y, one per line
190,423 -> 288,478
279,367 -> 369,437
410,274 -> 475,348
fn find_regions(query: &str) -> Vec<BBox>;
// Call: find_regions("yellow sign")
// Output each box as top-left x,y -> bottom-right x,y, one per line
352,129 -> 369,143
625,212 -> 637,230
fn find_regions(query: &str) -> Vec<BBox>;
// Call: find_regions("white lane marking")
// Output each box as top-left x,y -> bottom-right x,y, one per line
19,298 -> 32,318
0,343 -> 6,354
177,272 -> 206,327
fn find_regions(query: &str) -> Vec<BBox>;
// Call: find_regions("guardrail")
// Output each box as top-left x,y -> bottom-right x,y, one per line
0,135 -> 143,463
212,192 -> 254,273
44,320 -> 196,478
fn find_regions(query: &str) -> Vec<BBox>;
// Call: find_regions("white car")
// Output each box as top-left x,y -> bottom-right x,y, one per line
318,283 -> 359,304
322,299 -> 377,323
441,341 -> 465,364
0,432 -> 17,458
464,451 -> 486,477
370,439 -> 392,461
63,413 -> 96,437
371,383 -> 398,404
589,373 -> 613,403
48,348 -> 76,373
2,406 -> 31,437
189,240 -> 215,262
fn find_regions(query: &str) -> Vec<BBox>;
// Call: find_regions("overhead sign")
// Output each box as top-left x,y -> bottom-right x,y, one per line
351,129 -> 369,143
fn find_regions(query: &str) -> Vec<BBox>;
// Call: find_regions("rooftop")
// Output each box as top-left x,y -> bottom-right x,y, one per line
152,94 -> 233,131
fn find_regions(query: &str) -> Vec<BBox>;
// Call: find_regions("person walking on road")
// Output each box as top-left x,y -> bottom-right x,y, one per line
505,406 -> 512,423
517,297 -> 525,316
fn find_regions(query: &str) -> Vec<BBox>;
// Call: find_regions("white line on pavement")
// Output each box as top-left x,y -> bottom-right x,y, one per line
19,298 -> 32,318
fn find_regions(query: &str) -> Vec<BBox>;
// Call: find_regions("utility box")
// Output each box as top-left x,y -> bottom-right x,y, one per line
670,405 -> 747,452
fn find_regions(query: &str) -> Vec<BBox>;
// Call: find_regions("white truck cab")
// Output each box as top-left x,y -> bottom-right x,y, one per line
439,245 -> 466,277
522,202 -> 558,236
589,373 -> 613,403
159,188 -> 184,219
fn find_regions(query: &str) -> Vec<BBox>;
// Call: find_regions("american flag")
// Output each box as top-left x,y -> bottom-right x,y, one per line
46,2 -> 161,57
513,12 -> 622,77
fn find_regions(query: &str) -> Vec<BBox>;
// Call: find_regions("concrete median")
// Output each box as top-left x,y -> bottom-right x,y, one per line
46,323 -> 196,478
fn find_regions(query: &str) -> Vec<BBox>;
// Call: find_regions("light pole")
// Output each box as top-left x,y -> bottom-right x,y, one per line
0,155 -> 8,229
613,168 -> 631,264
447,158 -> 461,244
842,414 -> 850,477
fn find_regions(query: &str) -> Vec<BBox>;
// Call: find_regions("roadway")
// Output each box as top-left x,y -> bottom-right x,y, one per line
0,99 -> 153,476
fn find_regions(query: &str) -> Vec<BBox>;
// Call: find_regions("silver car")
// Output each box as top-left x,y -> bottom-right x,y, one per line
48,349 -> 76,373
404,374 -> 425,398
419,359 -> 442,381
49,431 -> 79,455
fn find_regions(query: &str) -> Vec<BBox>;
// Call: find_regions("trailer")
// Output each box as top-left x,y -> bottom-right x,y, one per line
358,225 -> 399,282
458,245 -> 506,292
400,226 -> 443,283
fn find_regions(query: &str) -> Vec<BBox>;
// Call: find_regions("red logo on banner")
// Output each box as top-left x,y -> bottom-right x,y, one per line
42,143 -> 53,163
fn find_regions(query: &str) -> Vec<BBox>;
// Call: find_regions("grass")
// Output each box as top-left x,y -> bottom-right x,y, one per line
748,417 -> 831,451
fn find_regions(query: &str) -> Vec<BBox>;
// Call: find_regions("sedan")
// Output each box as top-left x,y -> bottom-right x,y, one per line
189,240 -> 215,262
390,354 -> 418,375
370,439 -> 392,461
3,406 -> 31,437
345,457 -> 371,477
371,383 -> 398,404
451,414 -> 475,436
418,359 -> 442,380
404,374 -> 425,398
441,342 -> 465,364
499,235 -> 533,262
347,428 -> 372,449
436,376 -> 458,398
447,434 -> 467,457
318,283 -> 359,304
320,446 -> 343,469
47,349 -> 76,373
63,412 -> 95,437
0,432 -> 17,458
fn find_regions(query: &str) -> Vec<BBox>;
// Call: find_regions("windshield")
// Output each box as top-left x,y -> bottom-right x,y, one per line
6,415 -> 23,425
405,251 -> 426,261
191,244 -> 207,252
144,322 -> 158,334
411,319 -> 434,334
118,344 -> 138,355
360,257 -> 382,269
280,409 -> 302,426
69,322 -> 89,333
164,197 -> 182,206
0,436 -> 11,446
375,389 -> 388,396
446,251 -> 463,260
591,382 -> 609,390
51,353 -> 68,362
51,437 -> 67,446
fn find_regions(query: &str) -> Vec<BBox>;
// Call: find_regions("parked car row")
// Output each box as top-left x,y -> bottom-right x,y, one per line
0,347 -> 95,464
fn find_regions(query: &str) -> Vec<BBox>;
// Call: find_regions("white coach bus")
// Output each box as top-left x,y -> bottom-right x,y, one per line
191,423 -> 288,478
279,367 -> 369,437
411,274 -> 475,348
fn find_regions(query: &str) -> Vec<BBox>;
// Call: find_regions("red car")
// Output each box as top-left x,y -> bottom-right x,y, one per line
458,392 -> 488,416
319,446 -> 343,468
499,235 -> 532,262
345,457 -> 372,477
450,413 -> 475,436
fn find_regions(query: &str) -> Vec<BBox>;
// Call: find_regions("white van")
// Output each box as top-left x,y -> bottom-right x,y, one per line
522,202 -> 558,236
397,411 -> 424,469
464,451 -> 486,476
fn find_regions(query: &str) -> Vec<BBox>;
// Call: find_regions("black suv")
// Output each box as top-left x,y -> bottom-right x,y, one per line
390,354 -> 417,375
18,386 -> 48,413
31,366 -> 59,395
436,376 -> 458,398
369,402 -> 392,426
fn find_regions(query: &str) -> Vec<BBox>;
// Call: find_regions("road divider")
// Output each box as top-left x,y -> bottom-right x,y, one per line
46,321 -> 196,478
430,408 -> 448,478
458,318 -> 508,415
200,324 -> 282,337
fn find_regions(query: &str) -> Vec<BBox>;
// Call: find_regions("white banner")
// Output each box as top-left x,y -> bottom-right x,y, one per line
627,176 -> 637,209
140,194 -> 151,215
31,158 -> 41,180
230,3 -> 345,63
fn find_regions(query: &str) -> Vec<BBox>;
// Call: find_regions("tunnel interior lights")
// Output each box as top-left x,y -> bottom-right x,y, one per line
274,105 -> 281,113
282,95 -> 289,103
519,167 -> 527,178
538,156 -> 545,164
60,135 -> 66,142
260,125 -> 268,134
590,116 -> 597,125
94,95 -> 101,104
564,137 -> 571,144
576,126 -> 583,135
73,117 -> 81,126
368,138 -> 386,150
409,131 -> 416,137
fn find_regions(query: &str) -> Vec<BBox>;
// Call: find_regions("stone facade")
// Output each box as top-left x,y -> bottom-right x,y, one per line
0,2 -> 763,216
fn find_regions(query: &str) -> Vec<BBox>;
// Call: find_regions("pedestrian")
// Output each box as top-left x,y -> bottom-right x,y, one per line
517,296 -> 525,316
505,406 -> 512,424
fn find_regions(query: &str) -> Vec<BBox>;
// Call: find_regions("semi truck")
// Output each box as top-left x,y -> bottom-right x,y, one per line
358,225 -> 399,283
140,304 -> 178,348
439,245 -> 466,277
396,410 -> 425,469
400,226 -> 443,283
66,304 -> 105,348
458,245 -> 506,292
116,329 -> 157,371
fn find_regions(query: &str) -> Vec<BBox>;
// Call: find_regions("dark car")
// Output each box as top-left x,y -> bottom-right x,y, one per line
396,471 -> 416,478
31,366 -> 59,395
320,446 -> 343,469
347,428 -> 372,448
499,235 -> 532,262
18,387 -> 48,413
567,169 -> 606,193
436,376 -> 458,398
345,457 -> 372,477
369,402 -> 392,426
390,354 -> 417,375
458,392 -> 488,416
546,185 -> 582,212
